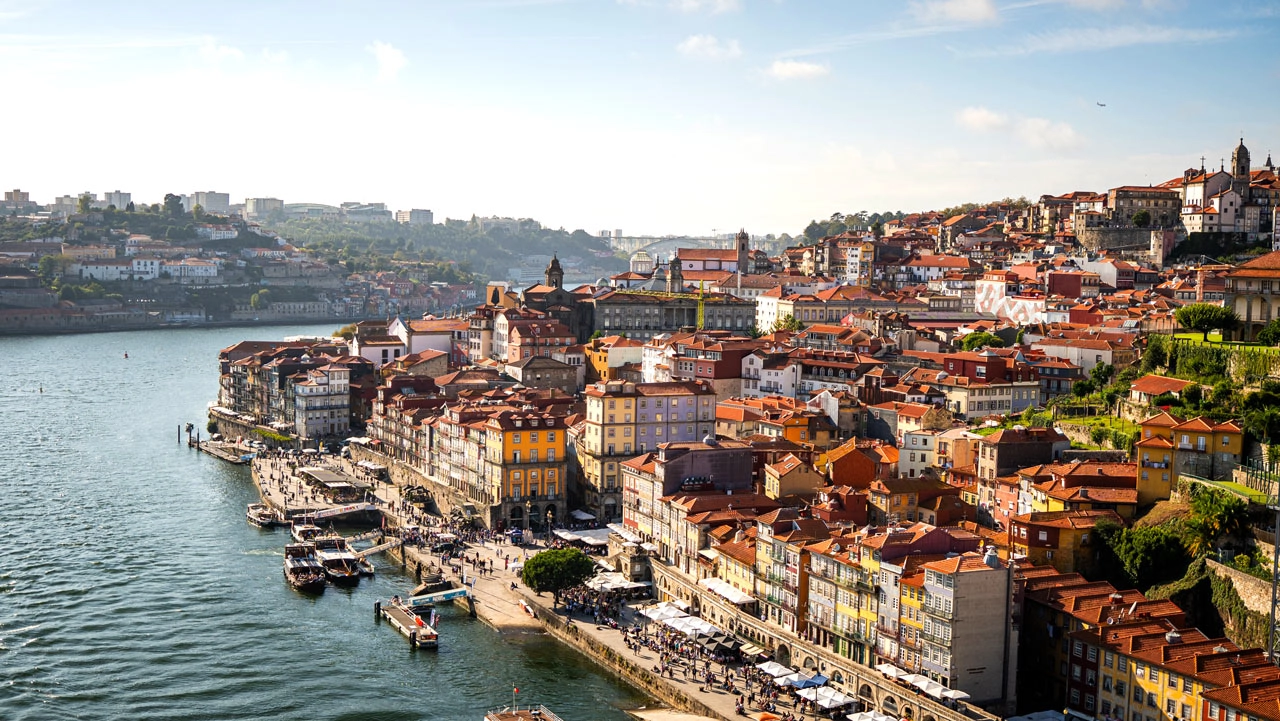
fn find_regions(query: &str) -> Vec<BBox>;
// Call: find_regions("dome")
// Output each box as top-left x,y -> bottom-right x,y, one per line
631,250 -> 652,262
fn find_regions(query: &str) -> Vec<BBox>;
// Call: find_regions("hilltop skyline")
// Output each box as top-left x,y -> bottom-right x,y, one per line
1,0 -> 1276,236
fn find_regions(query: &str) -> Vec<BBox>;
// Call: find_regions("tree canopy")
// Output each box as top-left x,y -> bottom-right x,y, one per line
772,314 -> 803,333
1174,303 -> 1239,340
961,331 -> 1005,352
520,548 -> 597,606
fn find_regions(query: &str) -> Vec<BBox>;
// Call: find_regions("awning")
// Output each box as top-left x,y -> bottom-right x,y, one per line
874,663 -> 906,679
553,528 -> 611,546
607,522 -> 641,544
698,576 -> 755,605
640,602 -> 688,621
755,661 -> 793,678
570,509 -> 595,521
740,643 -> 766,657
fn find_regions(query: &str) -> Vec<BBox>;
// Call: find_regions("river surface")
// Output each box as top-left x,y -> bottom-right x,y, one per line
0,325 -> 648,721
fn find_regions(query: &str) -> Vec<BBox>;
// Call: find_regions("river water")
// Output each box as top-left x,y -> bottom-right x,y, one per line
0,325 -> 648,721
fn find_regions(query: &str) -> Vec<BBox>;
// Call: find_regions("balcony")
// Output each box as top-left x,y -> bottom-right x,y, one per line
919,628 -> 951,645
923,604 -> 954,620
1141,461 -> 1169,469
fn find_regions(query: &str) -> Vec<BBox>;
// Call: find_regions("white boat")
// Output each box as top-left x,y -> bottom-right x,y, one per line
247,503 -> 284,528
290,523 -> 323,543
312,533 -> 361,586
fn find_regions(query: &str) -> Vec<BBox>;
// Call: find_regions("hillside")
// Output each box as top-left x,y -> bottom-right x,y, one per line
266,217 -> 626,282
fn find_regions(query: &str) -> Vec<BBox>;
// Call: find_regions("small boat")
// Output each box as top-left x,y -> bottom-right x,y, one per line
283,544 -> 326,593
290,523 -> 323,543
483,704 -> 565,720
313,533 -> 361,586
378,596 -> 438,649
247,503 -> 283,528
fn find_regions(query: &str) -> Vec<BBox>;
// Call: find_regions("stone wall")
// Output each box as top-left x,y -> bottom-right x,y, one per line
1076,227 -> 1161,252
1205,559 -> 1272,616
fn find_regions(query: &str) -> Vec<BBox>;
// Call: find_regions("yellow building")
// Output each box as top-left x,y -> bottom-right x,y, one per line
1070,619 -> 1247,721
898,572 -> 927,672
1138,412 -> 1244,497
483,409 -> 568,531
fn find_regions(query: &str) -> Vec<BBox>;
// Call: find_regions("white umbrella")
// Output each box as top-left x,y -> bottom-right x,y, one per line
815,688 -> 856,709
642,605 -> 687,621
940,688 -> 970,701
848,712 -> 898,721
874,663 -> 903,679
914,678 -> 948,698
777,671 -> 814,687
756,661 -> 793,678
898,673 -> 929,686
797,688 -> 820,702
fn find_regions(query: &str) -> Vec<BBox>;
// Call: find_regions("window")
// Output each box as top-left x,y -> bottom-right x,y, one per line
1103,676 -> 1113,692
1166,701 -> 1176,716
1116,682 -> 1127,697
529,432 -> 538,442
1167,674 -> 1177,689
512,433 -> 521,444
1072,664 -> 1082,681
1088,647 -> 1098,662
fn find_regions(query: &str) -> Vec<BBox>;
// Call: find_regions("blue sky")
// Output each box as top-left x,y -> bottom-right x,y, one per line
1,0 -> 1276,236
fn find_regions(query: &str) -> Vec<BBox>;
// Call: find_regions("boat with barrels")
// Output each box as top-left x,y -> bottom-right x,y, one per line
283,544 -> 326,593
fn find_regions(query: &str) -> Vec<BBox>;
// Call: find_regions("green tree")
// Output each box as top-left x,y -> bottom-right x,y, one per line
249,289 -> 271,310
334,323 -> 357,340
37,254 -> 72,285
520,548 -> 597,607
1097,521 -> 1189,589
1073,378 -> 1096,397
1014,328 -> 1026,346
1185,489 -> 1249,556
870,221 -> 884,239
1257,319 -> 1280,346
1090,362 -> 1114,387
163,193 -> 185,218
192,204 -> 205,222
76,194 -> 92,214
772,314 -> 803,333
961,331 -> 1005,351
125,201 -> 135,213
1131,209 -> 1151,228
1174,303 -> 1240,341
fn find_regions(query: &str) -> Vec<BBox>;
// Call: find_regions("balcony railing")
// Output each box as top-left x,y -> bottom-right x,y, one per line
923,604 -> 954,620
919,628 -> 951,645
1141,461 -> 1168,469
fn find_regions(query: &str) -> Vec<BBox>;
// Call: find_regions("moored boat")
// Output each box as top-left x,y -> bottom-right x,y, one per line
247,502 -> 284,528
483,705 -> 565,720
313,533 -> 361,586
283,544 -> 326,593
290,523 -> 323,543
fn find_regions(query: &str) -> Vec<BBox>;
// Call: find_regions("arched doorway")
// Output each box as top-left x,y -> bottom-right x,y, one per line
775,644 -> 791,668
528,504 -> 541,530
882,696 -> 898,715
859,684 -> 873,699
802,656 -> 817,671
509,506 -> 523,526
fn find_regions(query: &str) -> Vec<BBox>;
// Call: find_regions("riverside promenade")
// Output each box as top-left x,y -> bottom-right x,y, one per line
247,453 -> 976,721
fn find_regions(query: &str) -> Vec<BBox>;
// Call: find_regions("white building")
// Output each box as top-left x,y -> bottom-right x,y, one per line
293,365 -> 350,439
244,197 -> 284,219
900,429 -> 940,479
191,191 -> 231,215
741,350 -> 799,399
395,209 -> 434,225
196,224 -> 239,240
103,190 -> 131,209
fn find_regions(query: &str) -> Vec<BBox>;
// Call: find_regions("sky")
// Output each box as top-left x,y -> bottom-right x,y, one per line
1,0 -> 1277,237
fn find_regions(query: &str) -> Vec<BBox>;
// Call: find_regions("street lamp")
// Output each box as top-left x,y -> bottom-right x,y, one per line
546,508 -> 554,543
524,499 -> 532,535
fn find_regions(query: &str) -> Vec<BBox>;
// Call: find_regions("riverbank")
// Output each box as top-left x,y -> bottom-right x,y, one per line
246,452 -> 739,718
0,313 -> 388,336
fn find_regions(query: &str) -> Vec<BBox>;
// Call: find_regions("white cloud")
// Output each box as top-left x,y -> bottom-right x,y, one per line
1015,117 -> 1080,149
909,0 -> 999,24
955,106 -> 1008,132
966,24 -> 1236,56
367,40 -> 407,83
198,37 -> 243,63
766,59 -> 829,79
956,106 -> 1079,150
670,0 -> 740,14
677,34 -> 742,59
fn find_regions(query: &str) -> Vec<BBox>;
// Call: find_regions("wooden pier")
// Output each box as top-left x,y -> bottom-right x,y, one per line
376,600 -> 438,649
189,438 -> 254,465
